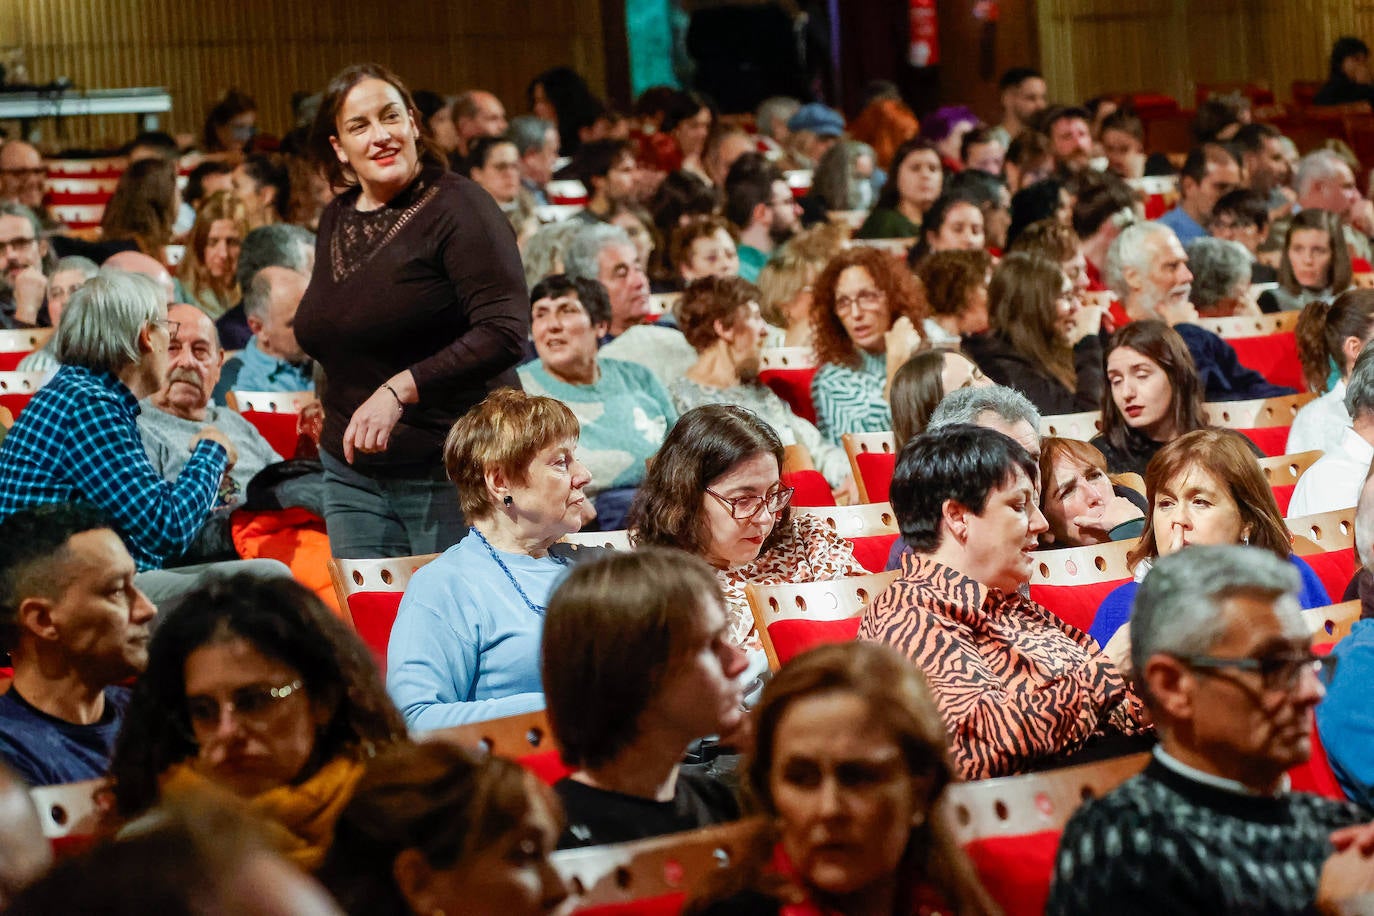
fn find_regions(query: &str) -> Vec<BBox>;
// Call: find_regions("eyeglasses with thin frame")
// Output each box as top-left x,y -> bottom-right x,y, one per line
0,235 -> 37,254
1175,652 -> 1336,692
834,288 -> 886,315
150,318 -> 181,338
185,679 -> 305,733
705,485 -> 794,520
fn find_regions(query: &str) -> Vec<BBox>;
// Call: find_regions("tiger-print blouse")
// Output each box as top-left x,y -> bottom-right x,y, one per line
858,553 -> 1151,781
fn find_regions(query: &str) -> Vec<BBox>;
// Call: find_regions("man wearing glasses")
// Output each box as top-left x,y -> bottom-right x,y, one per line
0,142 -> 46,215
1049,544 -> 1374,916
0,202 -> 48,329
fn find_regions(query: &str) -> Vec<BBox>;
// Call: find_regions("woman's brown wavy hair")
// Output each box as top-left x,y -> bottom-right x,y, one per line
809,246 -> 926,369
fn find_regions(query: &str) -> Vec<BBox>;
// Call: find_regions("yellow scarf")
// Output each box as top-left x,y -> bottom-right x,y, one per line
159,756 -> 365,870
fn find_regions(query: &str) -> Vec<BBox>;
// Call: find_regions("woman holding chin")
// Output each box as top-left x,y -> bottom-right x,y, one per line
295,63 -> 529,559
1087,429 -> 1331,649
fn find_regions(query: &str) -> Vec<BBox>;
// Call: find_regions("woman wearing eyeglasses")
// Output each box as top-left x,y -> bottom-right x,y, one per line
809,247 -> 928,446
630,405 -> 865,660
107,574 -> 406,870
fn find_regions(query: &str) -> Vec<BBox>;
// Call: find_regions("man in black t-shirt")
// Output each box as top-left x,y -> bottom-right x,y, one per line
0,503 -> 156,786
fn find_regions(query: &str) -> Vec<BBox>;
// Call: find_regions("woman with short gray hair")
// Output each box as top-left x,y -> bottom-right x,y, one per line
1187,237 -> 1256,318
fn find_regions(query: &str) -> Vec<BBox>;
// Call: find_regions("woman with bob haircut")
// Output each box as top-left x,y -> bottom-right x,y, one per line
1037,437 -> 1145,548
177,191 -> 249,320
1259,208 -> 1353,314
1089,320 -> 1251,477
687,641 -> 1001,916
1087,429 -> 1331,648
809,247 -> 928,444
671,276 -> 854,497
295,62 -> 529,559
387,389 -> 592,729
629,405 -> 864,656
914,248 -> 993,345
100,157 -> 178,262
963,251 -> 1104,415
854,138 -> 943,241
859,425 -> 1149,780
107,575 -> 406,869
1290,289 -> 1374,453
541,547 -> 749,848
319,742 -> 569,916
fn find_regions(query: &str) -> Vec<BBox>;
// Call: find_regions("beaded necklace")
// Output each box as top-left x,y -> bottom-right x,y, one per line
470,527 -> 568,616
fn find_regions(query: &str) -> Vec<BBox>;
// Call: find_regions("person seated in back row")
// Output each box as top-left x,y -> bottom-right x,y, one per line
213,266 -> 314,400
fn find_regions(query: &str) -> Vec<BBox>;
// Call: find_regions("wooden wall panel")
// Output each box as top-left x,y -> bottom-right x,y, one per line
1,0 -> 606,149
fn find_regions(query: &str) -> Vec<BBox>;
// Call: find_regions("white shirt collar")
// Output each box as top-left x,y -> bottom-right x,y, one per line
1153,746 -> 1290,797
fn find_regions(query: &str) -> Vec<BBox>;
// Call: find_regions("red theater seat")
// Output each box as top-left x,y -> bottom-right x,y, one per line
327,553 -> 439,673
423,709 -> 573,785
759,347 -> 817,424
745,570 -> 899,670
1028,539 -> 1138,634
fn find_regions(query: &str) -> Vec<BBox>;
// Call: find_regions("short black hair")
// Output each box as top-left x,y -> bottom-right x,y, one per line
1212,188 -> 1270,230
1040,105 -> 1091,135
464,135 -> 515,174
575,139 -> 635,185
999,67 -> 1043,91
891,425 -> 1037,553
960,126 -> 1001,163
184,160 -> 233,209
724,152 -> 781,229
121,131 -> 179,159
1066,169 -> 1136,239
0,503 -> 113,650
528,273 -> 612,327
1231,122 -> 1280,155
240,153 -> 290,222
1179,143 -> 1240,187
1100,109 -> 1144,142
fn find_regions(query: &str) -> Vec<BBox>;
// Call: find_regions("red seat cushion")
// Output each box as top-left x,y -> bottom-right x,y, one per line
759,367 -> 818,424
1271,483 -> 1296,516
518,750 -> 575,785
344,592 -> 403,673
963,830 -> 1063,916
766,616 -> 864,667
855,451 -> 896,503
782,469 -> 834,507
1302,549 -> 1357,607
0,392 -> 34,418
1142,193 -> 1169,220
239,410 -> 301,459
1229,333 -> 1304,391
848,532 -> 898,573
1239,426 -> 1289,457
1030,580 -> 1130,635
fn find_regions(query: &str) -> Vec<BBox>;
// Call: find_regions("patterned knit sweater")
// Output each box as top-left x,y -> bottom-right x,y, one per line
1047,756 -> 1369,916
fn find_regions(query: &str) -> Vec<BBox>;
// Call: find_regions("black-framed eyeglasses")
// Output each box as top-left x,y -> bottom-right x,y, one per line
1175,652 -> 1336,692
185,679 -> 305,732
705,485 -> 794,520
0,235 -> 37,254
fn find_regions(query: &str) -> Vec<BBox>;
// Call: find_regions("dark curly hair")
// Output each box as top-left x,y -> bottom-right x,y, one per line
810,247 -> 926,370
108,574 -> 406,819
676,275 -> 763,352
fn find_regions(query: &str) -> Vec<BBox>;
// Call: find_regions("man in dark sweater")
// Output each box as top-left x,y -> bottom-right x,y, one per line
0,503 -> 155,786
1048,545 -> 1374,916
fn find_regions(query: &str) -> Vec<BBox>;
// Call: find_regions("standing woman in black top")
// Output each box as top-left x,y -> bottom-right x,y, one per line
295,63 -> 528,558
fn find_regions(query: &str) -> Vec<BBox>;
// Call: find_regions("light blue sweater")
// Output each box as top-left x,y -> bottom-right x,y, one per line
386,533 -> 572,730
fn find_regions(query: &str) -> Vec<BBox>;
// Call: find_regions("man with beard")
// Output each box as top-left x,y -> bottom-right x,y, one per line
0,203 -> 48,329
1107,222 -> 1293,401
725,153 -> 800,284
990,67 -> 1049,150
0,503 -> 155,786
0,142 -> 51,225
137,304 -> 311,562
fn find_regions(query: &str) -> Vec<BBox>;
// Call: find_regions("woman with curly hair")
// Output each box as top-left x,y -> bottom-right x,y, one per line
809,247 -> 927,444
913,248 -> 992,345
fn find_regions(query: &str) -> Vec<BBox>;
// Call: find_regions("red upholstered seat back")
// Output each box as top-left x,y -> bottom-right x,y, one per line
1271,483 -> 1297,516
963,831 -> 1063,916
1030,580 -> 1129,634
0,352 -> 30,371
1229,333 -> 1304,391
1288,716 -> 1346,800
1239,426 -> 1290,457
571,895 -> 685,916
759,367 -> 818,423
1303,549 -> 1357,607
848,532 -> 898,573
518,749 -> 576,785
343,591 -> 402,673
781,469 -> 834,507
766,616 -> 865,667
0,392 -> 33,418
238,410 -> 302,459
855,451 -> 896,504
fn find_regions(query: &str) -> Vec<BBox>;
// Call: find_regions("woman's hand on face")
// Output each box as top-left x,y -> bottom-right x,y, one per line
1072,495 -> 1143,540
884,316 -> 923,364
1065,304 -> 1104,345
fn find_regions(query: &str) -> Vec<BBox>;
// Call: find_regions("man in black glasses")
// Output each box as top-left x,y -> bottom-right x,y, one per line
1049,545 -> 1374,916
0,503 -> 155,786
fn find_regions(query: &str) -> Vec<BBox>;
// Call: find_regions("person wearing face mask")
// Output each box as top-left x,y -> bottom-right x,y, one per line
542,548 -> 749,848
1259,209 -> 1354,314
688,641 -> 1001,916
202,89 -> 258,157
862,425 -> 1150,781
294,63 -> 529,560
106,575 -> 406,871
1088,429 -> 1330,650
906,190 -> 986,266
320,742 -> 569,916
517,275 -> 675,531
855,139 -> 944,241
962,252 -> 1105,415
1107,222 -> 1296,401
1037,437 -> 1145,548
670,277 -> 855,501
803,141 -> 878,226
630,406 -> 865,662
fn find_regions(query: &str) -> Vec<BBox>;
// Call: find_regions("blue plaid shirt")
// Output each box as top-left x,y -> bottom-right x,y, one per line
0,365 -> 228,570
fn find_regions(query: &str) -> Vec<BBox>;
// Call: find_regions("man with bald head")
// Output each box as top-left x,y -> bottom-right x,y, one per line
453,89 -> 508,159
102,249 -> 175,305
213,266 -> 313,401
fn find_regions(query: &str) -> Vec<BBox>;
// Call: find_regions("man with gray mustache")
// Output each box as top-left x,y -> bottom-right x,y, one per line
1106,222 -> 1294,401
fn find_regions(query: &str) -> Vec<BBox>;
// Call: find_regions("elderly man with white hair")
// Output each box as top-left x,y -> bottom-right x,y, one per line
0,270 -> 288,606
1049,545 -> 1374,916
1289,343 -> 1374,517
1107,222 -> 1294,401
